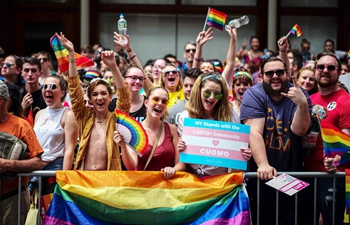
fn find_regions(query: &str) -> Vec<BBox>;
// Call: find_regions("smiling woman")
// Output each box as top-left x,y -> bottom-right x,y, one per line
160,63 -> 185,108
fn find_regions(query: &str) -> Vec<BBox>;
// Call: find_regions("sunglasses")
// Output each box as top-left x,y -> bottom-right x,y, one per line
41,84 -> 57,90
202,91 -> 223,100
264,69 -> 285,78
125,76 -> 145,82
38,58 -> 49,62
1,62 -> 17,68
185,49 -> 196,53
23,68 -> 38,73
315,64 -> 337,72
151,97 -> 169,106
162,69 -> 179,77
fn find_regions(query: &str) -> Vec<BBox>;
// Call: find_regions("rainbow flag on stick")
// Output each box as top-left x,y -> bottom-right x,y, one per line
204,7 -> 227,31
286,24 -> 302,38
50,35 -> 94,73
42,171 -> 250,225
321,121 -> 350,166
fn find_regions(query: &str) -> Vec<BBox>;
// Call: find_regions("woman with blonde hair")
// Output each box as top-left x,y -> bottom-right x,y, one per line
177,72 -> 251,177
297,67 -> 318,95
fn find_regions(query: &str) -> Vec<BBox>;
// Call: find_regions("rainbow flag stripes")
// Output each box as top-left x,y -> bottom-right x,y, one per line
50,35 -> 94,73
346,169 -> 350,214
42,171 -> 251,225
321,121 -> 350,166
289,24 -> 302,37
347,50 -> 350,59
206,8 -> 227,31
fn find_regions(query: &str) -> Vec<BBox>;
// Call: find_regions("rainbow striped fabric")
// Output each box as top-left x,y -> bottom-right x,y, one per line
347,50 -> 350,59
50,35 -> 94,73
346,169 -> 350,214
42,171 -> 250,225
289,24 -> 302,37
206,8 -> 227,31
321,121 -> 350,166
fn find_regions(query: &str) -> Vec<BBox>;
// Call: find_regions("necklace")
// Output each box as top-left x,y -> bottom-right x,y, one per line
96,117 -> 106,123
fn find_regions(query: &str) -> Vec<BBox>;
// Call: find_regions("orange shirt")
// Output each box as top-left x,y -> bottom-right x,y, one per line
0,114 -> 43,195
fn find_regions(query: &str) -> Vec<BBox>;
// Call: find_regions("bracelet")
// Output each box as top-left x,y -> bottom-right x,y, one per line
69,58 -> 76,62
128,54 -> 137,60
279,50 -> 286,52
126,48 -> 132,53
194,57 -> 203,62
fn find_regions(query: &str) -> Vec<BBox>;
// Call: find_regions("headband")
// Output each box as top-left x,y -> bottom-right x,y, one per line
233,71 -> 253,81
202,74 -> 221,82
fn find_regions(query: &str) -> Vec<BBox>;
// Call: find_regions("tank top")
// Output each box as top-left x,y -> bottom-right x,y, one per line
34,107 -> 67,162
137,122 -> 175,171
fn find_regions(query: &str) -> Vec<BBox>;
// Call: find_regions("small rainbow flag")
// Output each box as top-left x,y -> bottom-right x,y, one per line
321,121 -> 350,166
50,35 -> 94,73
205,8 -> 227,31
42,171 -> 251,225
347,50 -> 350,59
289,24 -> 302,37
346,169 -> 350,214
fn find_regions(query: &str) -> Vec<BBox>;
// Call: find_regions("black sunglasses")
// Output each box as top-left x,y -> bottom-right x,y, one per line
185,49 -> 196,53
264,69 -> 285,78
38,58 -> 49,62
41,84 -> 57,90
315,64 -> 337,72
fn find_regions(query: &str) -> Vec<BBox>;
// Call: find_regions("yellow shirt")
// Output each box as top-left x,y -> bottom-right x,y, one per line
167,88 -> 185,109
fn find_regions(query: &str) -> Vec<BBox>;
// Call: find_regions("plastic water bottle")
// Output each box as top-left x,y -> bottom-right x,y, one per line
117,14 -> 128,45
225,15 -> 249,31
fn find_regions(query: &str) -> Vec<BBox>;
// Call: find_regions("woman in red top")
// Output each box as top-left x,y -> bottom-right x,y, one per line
114,86 -> 185,179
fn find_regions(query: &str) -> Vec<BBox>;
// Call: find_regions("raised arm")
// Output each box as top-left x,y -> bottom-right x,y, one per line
192,28 -> 214,69
236,38 -> 248,59
222,27 -> 238,87
113,32 -> 153,94
243,117 -> 277,180
277,36 -> 291,80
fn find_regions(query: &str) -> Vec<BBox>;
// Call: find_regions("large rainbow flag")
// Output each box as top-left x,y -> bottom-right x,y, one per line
321,121 -> 350,166
205,8 -> 227,31
50,35 -> 94,73
346,169 -> 350,215
42,171 -> 250,225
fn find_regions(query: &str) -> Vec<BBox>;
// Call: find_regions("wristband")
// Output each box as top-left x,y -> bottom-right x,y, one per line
69,58 -> 76,62
126,48 -> 132,53
194,57 -> 203,62
128,54 -> 137,60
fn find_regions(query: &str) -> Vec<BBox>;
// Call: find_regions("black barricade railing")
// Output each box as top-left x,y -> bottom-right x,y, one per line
15,171 -> 346,225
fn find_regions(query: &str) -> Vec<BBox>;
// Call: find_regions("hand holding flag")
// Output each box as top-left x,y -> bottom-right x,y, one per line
204,7 -> 227,31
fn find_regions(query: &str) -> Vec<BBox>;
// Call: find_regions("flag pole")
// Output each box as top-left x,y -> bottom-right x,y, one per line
202,7 -> 210,31
279,31 -> 291,46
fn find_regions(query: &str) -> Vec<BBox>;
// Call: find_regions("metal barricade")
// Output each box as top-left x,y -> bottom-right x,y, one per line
13,171 -> 346,225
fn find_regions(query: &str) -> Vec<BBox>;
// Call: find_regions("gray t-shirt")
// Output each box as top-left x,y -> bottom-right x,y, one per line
339,73 -> 350,92
166,99 -> 186,126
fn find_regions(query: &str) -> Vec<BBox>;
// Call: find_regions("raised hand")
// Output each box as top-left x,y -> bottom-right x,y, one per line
241,39 -> 248,50
280,76 -> 307,106
278,36 -> 288,51
226,26 -> 237,42
55,32 -> 74,53
196,28 -> 214,46
101,50 -> 117,69
113,32 -> 131,49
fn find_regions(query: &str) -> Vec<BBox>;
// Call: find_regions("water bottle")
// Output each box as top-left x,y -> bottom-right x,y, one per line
117,14 -> 128,45
225,15 -> 249,31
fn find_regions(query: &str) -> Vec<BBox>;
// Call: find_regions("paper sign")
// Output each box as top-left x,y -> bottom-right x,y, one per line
180,118 -> 250,170
265,173 -> 309,196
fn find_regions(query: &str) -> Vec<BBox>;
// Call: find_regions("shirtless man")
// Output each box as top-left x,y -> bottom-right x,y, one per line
55,32 -> 130,170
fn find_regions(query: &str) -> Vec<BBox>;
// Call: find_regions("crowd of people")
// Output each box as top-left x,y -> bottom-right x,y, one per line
0,26 -> 349,225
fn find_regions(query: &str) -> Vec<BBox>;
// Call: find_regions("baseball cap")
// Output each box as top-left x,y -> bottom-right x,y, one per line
0,80 -> 10,100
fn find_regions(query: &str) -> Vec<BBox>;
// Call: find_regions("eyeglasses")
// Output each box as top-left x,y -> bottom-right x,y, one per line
185,49 -> 196,53
125,76 -> 145,82
315,64 -> 337,72
202,91 -> 223,100
1,62 -> 17,68
23,68 -> 38,73
162,69 -> 179,77
38,58 -> 49,62
151,97 -> 169,106
264,69 -> 285,78
41,84 -> 57,90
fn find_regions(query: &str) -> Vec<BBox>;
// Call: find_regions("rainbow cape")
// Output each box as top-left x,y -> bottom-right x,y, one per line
321,121 -> 350,166
206,8 -> 227,31
50,35 -> 94,73
289,24 -> 302,37
42,171 -> 250,225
